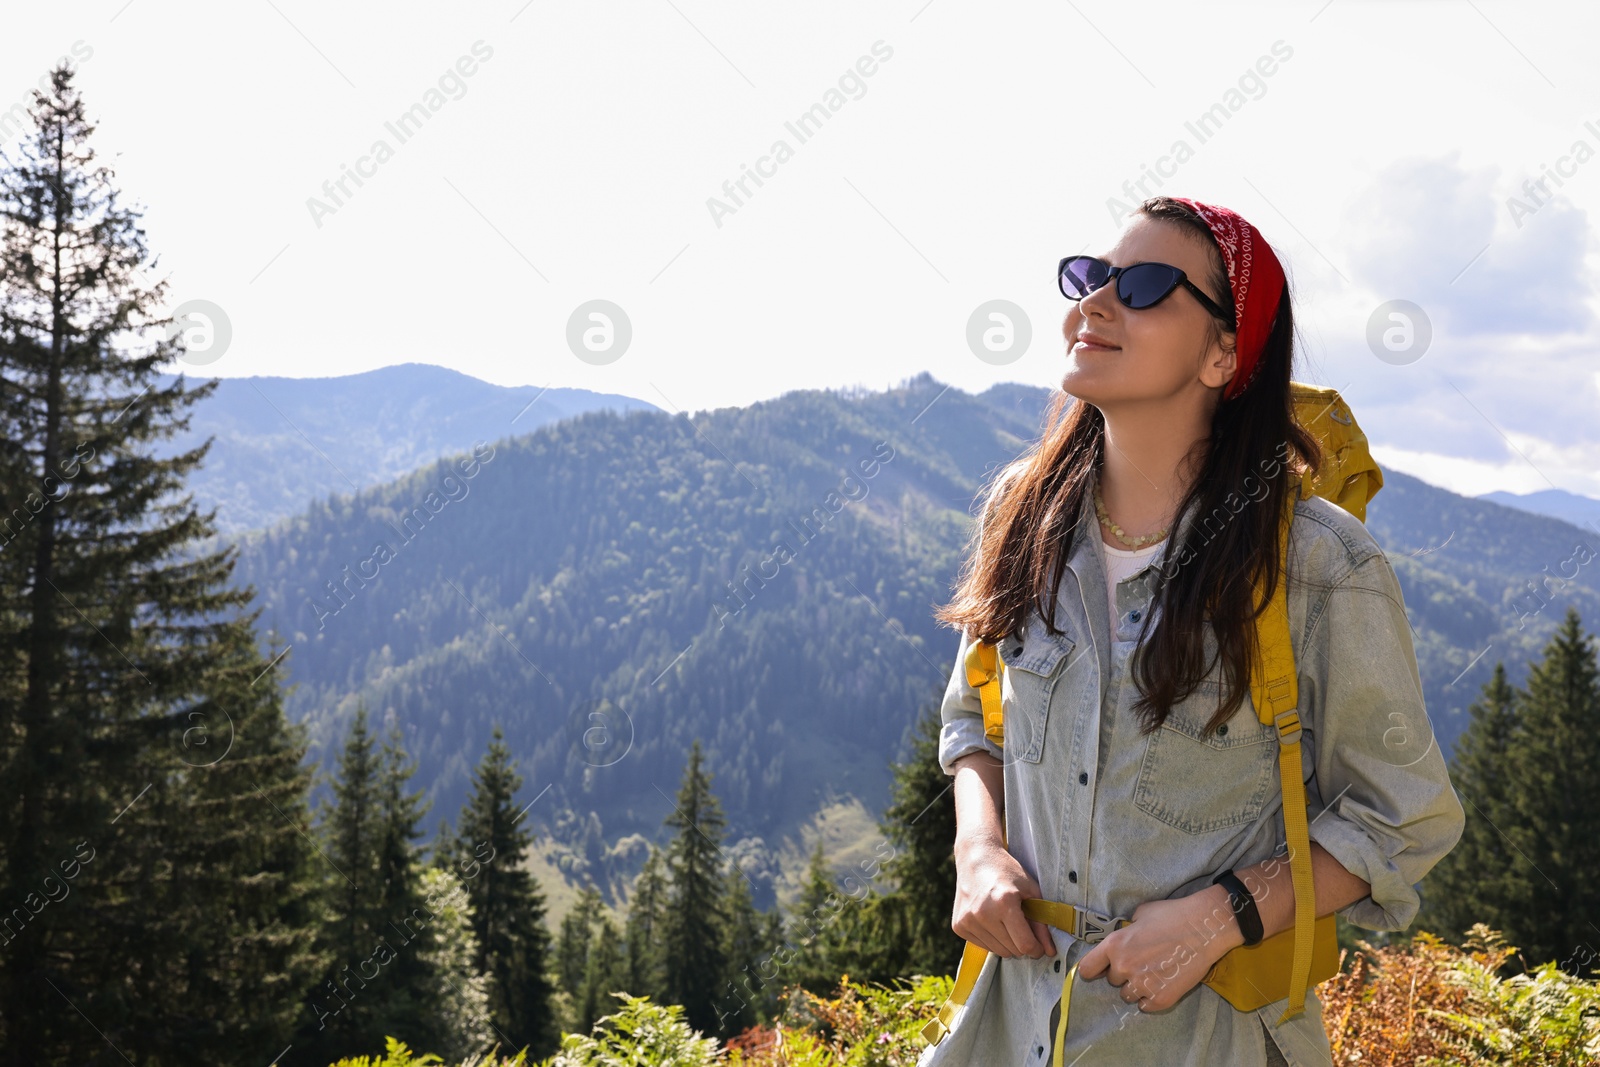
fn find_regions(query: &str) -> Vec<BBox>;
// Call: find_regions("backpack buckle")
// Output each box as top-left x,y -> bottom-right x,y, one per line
1273,709 -> 1303,746
1072,906 -> 1132,944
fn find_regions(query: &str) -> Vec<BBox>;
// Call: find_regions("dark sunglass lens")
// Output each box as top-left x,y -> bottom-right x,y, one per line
1119,263 -> 1181,309
1061,257 -> 1106,299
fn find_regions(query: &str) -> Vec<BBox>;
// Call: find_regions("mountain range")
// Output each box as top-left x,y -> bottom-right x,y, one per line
1476,487 -> 1600,532
160,362 -> 658,533
207,368 -> 1600,912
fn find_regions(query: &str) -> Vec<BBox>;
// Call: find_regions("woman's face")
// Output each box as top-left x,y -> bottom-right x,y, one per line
1060,214 -> 1238,408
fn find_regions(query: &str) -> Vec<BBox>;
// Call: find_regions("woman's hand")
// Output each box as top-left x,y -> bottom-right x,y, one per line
952,834 -> 1057,959
1074,885 -> 1243,1012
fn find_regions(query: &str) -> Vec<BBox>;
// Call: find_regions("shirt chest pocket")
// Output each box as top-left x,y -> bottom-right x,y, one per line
998,624 -> 1078,764
1133,680 -> 1278,834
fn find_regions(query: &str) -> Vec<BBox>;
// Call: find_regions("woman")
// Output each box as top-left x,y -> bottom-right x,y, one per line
922,197 -> 1465,1066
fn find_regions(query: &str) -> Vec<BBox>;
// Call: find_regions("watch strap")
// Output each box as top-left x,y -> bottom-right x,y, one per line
1213,868 -> 1264,946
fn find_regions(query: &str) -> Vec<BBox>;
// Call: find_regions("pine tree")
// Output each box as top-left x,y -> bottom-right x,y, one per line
786,838 -> 841,991
302,710 -> 400,1049
455,724 -> 558,1058
879,700 -> 962,974
378,720 -> 432,911
371,718 -> 447,1047
757,909 -> 785,999
1503,608 -> 1600,970
561,884 -> 630,1036
718,860 -> 768,1032
299,708 -> 459,1057
553,881 -> 634,1035
794,838 -> 837,932
428,810 -> 472,887
623,843 -> 670,999
1418,662 -> 1524,943
0,63 -> 324,1063
93,627 -> 334,1059
1419,608 -> 1600,973
790,700 -> 966,990
661,739 -> 731,1035
556,882 -> 603,1028
316,700 -> 385,1023
583,912 -> 628,1029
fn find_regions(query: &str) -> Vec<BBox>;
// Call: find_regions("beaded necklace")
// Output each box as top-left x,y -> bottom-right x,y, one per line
1092,475 -> 1170,549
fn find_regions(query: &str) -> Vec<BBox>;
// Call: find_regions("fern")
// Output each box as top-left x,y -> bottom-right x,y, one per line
534,993 -> 726,1067
327,1034 -> 529,1067
328,1035 -> 445,1067
328,929 -> 1600,1067
1417,925 -> 1600,1067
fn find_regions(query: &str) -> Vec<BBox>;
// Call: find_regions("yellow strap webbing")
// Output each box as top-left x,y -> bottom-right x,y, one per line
965,638 -> 1005,748
916,867 -> 1096,1067
1252,487 -> 1315,1025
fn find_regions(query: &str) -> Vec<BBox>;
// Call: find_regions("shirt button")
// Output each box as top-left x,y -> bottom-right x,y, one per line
1218,724 -> 1229,736
1079,771 -> 1088,784
1129,609 -> 1141,622
1068,870 -> 1077,883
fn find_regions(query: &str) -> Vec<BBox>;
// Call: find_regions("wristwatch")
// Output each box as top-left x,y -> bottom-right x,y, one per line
1213,869 -> 1264,946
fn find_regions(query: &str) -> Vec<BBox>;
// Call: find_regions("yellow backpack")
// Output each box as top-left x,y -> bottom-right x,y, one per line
920,383 -> 1384,1062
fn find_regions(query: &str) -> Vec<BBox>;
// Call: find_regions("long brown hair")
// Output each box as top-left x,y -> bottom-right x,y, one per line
933,196 -> 1326,739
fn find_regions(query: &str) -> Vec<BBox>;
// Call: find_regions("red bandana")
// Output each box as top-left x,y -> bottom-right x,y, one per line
1165,197 -> 1286,401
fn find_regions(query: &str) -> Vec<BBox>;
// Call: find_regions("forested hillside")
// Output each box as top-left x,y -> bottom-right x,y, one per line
229,375 -> 1041,906
226,375 -> 1600,913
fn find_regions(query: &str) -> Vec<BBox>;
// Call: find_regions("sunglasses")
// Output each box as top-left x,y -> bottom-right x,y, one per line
1058,255 -> 1236,327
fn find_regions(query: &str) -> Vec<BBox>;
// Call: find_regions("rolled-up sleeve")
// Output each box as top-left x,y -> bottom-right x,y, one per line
938,625 -> 1004,776
1299,549 -> 1467,931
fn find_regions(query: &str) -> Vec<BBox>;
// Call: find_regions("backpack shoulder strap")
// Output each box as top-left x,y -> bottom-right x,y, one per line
1253,488 -> 1317,1023
965,635 -> 1006,749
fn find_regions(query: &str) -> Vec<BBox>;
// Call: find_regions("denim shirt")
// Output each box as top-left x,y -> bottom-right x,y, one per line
921,487 -> 1466,1067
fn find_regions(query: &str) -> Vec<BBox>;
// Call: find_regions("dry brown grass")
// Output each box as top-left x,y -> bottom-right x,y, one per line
1320,930 -> 1484,1065
723,926 -> 1600,1067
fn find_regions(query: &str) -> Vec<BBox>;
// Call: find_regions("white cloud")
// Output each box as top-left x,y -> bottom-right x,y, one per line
1341,153 -> 1594,336
1373,436 -> 1600,501
2,0 -> 1597,501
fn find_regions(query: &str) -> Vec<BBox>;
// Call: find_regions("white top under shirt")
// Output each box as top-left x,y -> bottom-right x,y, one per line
1100,535 -> 1165,628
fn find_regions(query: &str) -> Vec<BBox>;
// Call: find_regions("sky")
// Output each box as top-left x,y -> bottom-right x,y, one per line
4,0 -> 1598,502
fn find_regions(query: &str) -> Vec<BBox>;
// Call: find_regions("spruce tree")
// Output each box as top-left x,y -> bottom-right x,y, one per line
1417,662 -> 1524,944
455,724 -> 558,1058
757,909 -> 785,1001
315,703 -> 384,1023
556,882 -> 602,1029
718,860 -> 767,1032
560,884 -> 629,1036
301,706 -> 455,1058
1419,608 -> 1600,973
143,628 -> 331,1055
582,911 -> 627,1028
879,700 -> 962,974
661,739 -> 731,1035
794,838 -> 837,930
792,700 -> 968,989
623,843 -> 670,999
787,838 -> 845,992
371,719 -> 447,1047
1504,607 -> 1600,970
0,63 -> 324,1063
